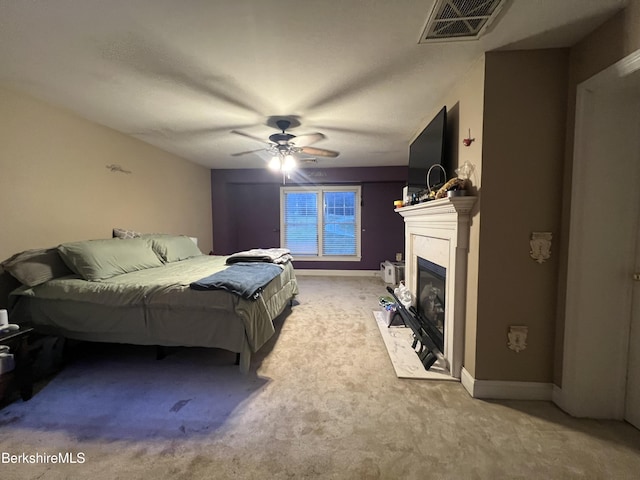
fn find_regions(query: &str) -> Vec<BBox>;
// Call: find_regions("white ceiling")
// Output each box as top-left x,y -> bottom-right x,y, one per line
0,0 -> 627,169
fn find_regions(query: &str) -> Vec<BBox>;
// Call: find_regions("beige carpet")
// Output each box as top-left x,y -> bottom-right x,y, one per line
1,275 -> 639,479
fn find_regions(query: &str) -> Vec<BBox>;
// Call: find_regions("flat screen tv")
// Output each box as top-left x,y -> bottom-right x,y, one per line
408,106 -> 448,189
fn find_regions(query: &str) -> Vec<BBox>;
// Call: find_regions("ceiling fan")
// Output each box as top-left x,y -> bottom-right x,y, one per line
230,119 -> 339,170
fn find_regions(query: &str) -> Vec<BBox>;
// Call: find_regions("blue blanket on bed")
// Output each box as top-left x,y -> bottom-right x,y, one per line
190,262 -> 283,300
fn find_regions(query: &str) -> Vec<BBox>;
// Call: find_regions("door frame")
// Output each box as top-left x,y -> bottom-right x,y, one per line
626,212 -> 640,428
556,49 -> 640,419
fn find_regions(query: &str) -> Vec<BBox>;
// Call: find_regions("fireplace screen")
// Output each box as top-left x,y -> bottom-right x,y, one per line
417,257 -> 446,349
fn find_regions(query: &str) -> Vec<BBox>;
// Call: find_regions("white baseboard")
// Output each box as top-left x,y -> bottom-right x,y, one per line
294,269 -> 380,277
461,368 -> 554,401
460,368 -> 476,395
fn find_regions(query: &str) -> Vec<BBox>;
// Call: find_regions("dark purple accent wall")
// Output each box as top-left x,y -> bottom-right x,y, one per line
210,166 -> 407,270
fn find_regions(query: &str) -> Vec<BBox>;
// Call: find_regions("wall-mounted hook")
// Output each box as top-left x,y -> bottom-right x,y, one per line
106,164 -> 132,174
462,129 -> 475,147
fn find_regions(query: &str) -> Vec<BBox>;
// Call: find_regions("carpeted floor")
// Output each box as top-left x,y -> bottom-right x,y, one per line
1,275 -> 639,479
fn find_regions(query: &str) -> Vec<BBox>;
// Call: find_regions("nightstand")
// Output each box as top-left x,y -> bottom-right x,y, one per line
0,324 -> 35,402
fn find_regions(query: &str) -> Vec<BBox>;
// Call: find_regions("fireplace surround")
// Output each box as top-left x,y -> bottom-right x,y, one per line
396,196 -> 476,379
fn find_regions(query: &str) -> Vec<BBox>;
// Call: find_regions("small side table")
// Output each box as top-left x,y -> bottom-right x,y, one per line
0,324 -> 35,401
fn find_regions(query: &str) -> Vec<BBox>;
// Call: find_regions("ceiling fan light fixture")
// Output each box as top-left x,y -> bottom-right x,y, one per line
282,154 -> 296,172
268,155 -> 281,171
230,117 -> 340,166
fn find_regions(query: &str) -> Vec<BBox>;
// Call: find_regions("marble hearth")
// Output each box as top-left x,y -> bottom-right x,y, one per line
396,196 -> 476,379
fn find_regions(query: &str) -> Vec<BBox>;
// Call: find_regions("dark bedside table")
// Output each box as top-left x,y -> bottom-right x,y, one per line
0,324 -> 35,401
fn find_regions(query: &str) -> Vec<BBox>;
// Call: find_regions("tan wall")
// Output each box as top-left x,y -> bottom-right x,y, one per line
477,49 -> 569,382
0,87 -> 213,261
435,56 -> 486,377
554,0 -> 640,385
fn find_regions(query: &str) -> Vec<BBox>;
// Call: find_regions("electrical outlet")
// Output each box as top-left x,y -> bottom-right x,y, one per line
395,253 -> 402,262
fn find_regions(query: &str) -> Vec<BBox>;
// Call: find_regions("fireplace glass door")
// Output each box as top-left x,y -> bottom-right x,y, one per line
417,257 -> 446,344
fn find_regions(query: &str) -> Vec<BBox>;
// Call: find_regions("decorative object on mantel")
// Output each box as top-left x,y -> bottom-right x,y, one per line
420,164 -> 465,202
529,232 -> 552,264
462,129 -> 475,147
436,177 -> 467,199
455,160 -> 475,181
433,160 -> 475,199
425,164 -> 447,201
106,164 -> 132,174
507,326 -> 528,353
399,161 -> 476,207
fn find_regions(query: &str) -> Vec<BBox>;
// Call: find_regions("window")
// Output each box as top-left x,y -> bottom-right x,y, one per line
280,186 -> 361,261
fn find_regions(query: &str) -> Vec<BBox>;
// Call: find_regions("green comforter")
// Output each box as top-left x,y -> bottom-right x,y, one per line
10,256 -> 298,359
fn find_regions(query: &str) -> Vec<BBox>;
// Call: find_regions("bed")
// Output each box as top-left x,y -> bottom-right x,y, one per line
1,235 -> 298,373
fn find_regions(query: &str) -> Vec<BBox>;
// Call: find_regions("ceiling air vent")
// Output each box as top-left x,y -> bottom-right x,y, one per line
419,0 -> 507,43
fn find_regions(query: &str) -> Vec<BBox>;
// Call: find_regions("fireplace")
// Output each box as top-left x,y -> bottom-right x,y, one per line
416,257 -> 446,353
395,196 -> 476,379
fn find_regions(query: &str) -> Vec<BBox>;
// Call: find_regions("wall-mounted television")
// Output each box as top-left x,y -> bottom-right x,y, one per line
408,106 -> 448,189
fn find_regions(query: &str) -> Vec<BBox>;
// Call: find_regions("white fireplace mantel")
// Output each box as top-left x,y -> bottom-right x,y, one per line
396,196 -> 476,379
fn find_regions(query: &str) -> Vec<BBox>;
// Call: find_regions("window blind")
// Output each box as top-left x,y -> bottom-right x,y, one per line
283,191 -> 318,255
281,186 -> 361,260
323,191 -> 357,255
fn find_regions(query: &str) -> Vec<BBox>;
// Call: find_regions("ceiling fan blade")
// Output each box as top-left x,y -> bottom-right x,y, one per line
290,132 -> 325,147
301,146 -> 340,158
231,130 -> 271,145
231,148 -> 266,157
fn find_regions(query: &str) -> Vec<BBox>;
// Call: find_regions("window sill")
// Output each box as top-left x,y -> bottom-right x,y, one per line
291,256 -> 362,262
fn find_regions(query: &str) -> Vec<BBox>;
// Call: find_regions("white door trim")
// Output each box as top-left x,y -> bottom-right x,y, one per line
626,215 -> 640,428
558,50 -> 640,418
